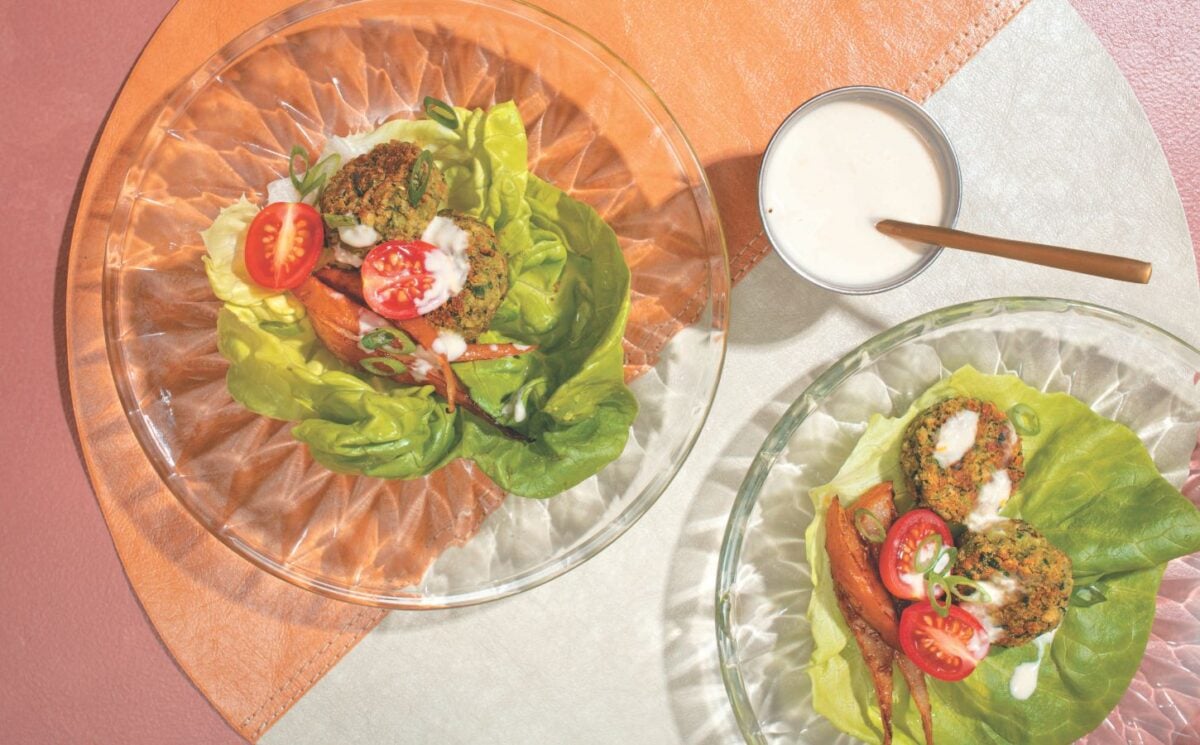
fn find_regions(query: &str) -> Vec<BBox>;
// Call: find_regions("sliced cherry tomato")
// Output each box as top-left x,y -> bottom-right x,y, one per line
899,602 -> 990,681
244,202 -> 324,289
879,508 -> 953,601
361,240 -> 440,320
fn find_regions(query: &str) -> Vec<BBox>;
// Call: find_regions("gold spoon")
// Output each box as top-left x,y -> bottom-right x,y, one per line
875,219 -> 1152,284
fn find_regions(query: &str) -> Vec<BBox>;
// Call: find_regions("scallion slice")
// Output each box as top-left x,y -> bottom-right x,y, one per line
1070,584 -> 1107,608
912,533 -> 943,574
1008,403 -> 1041,436
945,575 -> 989,603
360,356 -> 409,376
361,327 -> 413,353
323,213 -> 358,228
423,96 -> 459,129
288,146 -> 340,200
406,149 -> 433,207
853,508 -> 888,544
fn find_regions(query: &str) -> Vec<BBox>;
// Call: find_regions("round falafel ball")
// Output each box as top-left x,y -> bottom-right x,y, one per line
319,141 -> 448,257
954,520 -> 1073,647
422,211 -> 509,342
900,397 -> 1024,523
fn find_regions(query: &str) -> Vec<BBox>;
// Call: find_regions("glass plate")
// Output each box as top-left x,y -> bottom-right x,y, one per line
103,0 -> 728,608
716,297 -> 1200,744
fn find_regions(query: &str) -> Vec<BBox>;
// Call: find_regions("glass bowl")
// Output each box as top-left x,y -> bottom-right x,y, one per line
103,0 -> 728,608
716,297 -> 1200,743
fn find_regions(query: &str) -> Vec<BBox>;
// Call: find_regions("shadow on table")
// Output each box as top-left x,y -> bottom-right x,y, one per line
659,363 -> 820,742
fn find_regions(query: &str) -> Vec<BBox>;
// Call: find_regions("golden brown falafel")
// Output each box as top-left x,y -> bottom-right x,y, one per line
319,141 -> 448,257
900,397 -> 1024,523
954,520 -> 1073,647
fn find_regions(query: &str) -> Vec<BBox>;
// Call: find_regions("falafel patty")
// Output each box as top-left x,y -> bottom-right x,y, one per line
319,141 -> 448,257
954,519 -> 1073,647
900,397 -> 1024,523
422,211 -> 509,342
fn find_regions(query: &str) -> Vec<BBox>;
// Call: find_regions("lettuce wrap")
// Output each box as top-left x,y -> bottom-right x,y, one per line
201,102 -> 637,498
805,366 -> 1200,744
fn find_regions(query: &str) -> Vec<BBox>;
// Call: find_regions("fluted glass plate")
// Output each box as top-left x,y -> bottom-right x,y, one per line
102,0 -> 728,608
716,298 -> 1200,744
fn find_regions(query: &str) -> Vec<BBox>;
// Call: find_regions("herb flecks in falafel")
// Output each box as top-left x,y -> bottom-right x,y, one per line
422,211 -> 509,342
954,520 -> 1073,647
901,397 -> 1024,523
319,141 -> 448,259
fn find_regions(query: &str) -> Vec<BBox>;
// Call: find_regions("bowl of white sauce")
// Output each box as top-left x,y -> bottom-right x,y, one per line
759,86 -> 961,294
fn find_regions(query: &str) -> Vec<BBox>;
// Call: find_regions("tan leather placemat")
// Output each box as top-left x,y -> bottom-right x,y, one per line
66,0 -> 1027,740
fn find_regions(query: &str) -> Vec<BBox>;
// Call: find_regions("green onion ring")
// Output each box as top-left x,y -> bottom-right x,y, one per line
1008,403 -> 1041,436
1070,584 -> 1107,608
423,96 -> 459,129
288,145 -> 311,192
360,356 -> 409,376
928,577 -> 953,617
912,533 -> 943,574
945,575 -> 990,603
406,150 -> 433,207
853,508 -> 888,544
360,327 -> 413,353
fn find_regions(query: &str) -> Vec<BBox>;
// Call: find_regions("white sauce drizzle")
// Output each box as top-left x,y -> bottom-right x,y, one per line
963,575 -> 1021,643
320,134 -> 372,164
266,176 -> 317,206
966,606 -> 1006,644
416,217 -> 472,315
1009,629 -> 1058,701
502,383 -> 533,424
967,470 -> 1013,531
356,309 -> 391,336
431,330 -> 467,362
338,223 -> 380,249
333,244 -> 364,267
934,410 -> 980,468
900,572 -> 926,596
409,348 -> 440,382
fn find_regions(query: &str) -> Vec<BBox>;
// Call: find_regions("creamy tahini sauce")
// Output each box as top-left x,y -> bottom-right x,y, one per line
338,224 -> 380,249
418,216 -> 471,315
967,470 -> 1013,531
410,348 -> 440,382
503,383 -> 533,424
1009,629 -> 1058,701
761,99 -> 946,288
356,309 -> 392,337
963,574 -> 1020,644
266,175 -> 317,206
432,330 -> 467,362
934,410 -> 979,468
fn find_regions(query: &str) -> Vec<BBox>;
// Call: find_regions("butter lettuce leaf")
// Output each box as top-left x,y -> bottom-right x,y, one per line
204,102 -> 635,496
806,366 -> 1200,744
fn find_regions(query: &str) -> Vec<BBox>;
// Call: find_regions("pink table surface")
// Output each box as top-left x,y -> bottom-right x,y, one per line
0,1 -> 1195,742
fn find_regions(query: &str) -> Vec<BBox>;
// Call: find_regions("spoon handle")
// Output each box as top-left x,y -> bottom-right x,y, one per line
875,219 -> 1152,284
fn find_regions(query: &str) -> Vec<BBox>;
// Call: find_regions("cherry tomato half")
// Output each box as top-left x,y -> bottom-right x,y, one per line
899,602 -> 990,682
361,240 -> 439,320
879,509 -> 953,601
243,202 -> 324,289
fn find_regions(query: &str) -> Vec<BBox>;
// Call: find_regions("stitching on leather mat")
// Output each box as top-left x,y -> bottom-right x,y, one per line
239,608 -> 385,738
904,0 -> 1030,100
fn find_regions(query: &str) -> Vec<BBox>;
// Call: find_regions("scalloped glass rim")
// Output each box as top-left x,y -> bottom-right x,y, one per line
100,0 -> 729,608
714,296 -> 1200,743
